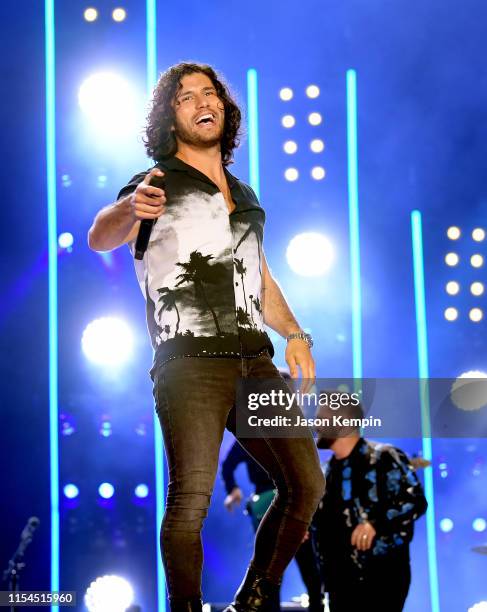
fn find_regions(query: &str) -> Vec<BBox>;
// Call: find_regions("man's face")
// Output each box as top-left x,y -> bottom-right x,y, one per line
172,72 -> 225,149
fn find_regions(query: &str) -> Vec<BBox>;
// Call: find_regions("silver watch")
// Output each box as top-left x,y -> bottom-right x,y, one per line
286,331 -> 313,348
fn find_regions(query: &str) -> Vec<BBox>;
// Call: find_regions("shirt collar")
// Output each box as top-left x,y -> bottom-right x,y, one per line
157,155 -> 239,190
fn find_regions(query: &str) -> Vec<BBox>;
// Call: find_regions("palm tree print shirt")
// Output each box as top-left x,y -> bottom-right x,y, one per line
117,156 -> 274,369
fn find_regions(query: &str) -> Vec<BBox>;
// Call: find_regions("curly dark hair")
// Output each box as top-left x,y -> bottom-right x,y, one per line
144,62 -> 242,166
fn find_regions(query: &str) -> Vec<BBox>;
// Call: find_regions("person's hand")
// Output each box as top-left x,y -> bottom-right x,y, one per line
130,168 -> 166,221
224,487 -> 243,512
285,339 -> 315,393
351,522 -> 376,551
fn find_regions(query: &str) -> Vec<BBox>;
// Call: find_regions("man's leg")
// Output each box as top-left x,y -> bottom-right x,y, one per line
226,354 -> 326,599
153,357 -> 239,607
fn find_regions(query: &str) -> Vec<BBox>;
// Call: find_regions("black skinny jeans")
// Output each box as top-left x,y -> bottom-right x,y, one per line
152,353 -> 326,602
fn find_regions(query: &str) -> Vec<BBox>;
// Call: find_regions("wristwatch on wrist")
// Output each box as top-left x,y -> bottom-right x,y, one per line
286,331 -> 313,348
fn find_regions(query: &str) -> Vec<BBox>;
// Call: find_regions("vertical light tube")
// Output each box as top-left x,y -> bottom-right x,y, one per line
411,210 -> 441,612
247,68 -> 260,199
346,69 -> 363,382
146,2 -> 166,611
44,0 -> 60,595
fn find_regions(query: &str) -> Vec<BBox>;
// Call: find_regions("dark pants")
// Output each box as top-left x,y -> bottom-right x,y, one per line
152,353 -> 326,602
326,546 -> 411,612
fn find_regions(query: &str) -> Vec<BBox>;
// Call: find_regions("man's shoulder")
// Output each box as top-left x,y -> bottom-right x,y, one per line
366,440 -> 410,468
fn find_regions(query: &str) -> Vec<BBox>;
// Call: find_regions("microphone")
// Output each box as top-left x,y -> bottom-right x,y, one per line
134,174 -> 166,260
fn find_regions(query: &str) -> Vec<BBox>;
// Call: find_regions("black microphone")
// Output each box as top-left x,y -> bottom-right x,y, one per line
134,174 -> 166,260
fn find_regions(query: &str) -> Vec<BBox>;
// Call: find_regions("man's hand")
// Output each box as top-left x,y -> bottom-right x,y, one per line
351,521 -> 376,551
130,168 -> 166,221
285,339 -> 315,392
224,487 -> 243,512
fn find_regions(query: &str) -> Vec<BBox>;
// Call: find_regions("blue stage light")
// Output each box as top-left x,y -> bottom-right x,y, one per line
135,484 -> 149,498
439,518 -> 454,533
473,518 -> 486,532
84,575 -> 134,612
81,317 -> 134,367
78,72 -> 137,136
58,232 -> 74,250
63,484 -> 79,499
98,483 -> 115,499
286,232 -> 334,277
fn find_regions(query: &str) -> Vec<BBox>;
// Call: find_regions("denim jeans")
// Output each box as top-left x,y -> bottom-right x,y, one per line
152,352 -> 326,602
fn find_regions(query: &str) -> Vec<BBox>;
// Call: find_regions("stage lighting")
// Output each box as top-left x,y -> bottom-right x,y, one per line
84,575 -> 134,612
310,139 -> 324,153
439,518 -> 454,533
84,8 -> 98,22
279,87 -> 293,101
445,281 -> 460,295
81,317 -> 134,366
64,484 -> 79,499
473,518 -> 487,532
451,371 -> 487,412
61,174 -> 72,187
78,72 -> 136,135
469,308 -> 483,322
100,419 -> 112,437
112,8 -> 127,22
308,112 -> 322,126
306,85 -> 320,99
97,174 -> 108,188
284,168 -> 299,182
471,254 -> 484,268
311,166 -> 326,180
60,413 -> 76,436
99,483 -> 115,499
282,115 -> 296,128
444,307 -> 458,321
471,282 -> 484,296
134,484 -> 149,498
58,232 -> 74,250
286,232 -> 334,277
468,603 -> 487,612
447,226 -> 461,240
472,228 -> 485,242
283,140 -> 297,154
445,252 -> 459,266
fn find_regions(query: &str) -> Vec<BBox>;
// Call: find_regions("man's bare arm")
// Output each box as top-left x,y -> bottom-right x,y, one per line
87,167 -> 166,252
261,252 -> 301,337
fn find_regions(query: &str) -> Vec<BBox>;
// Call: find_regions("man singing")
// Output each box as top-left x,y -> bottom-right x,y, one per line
88,62 -> 325,612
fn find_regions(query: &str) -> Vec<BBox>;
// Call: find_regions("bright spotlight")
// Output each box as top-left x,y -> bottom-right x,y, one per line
473,518 -> 487,532
283,140 -> 298,154
58,232 -> 74,250
447,226 -> 461,240
311,166 -> 326,180
451,371 -> 487,412
284,168 -> 299,182
439,518 -> 454,533
308,112 -> 322,126
472,228 -> 485,242
306,85 -> 320,99
282,115 -> 296,128
310,139 -> 325,153
471,254 -> 484,268
468,602 -> 487,612
279,87 -> 293,101
98,483 -> 115,499
81,317 -> 134,366
471,282 -> 484,296
84,8 -> 98,22
135,484 -> 149,498
446,281 -> 460,295
78,72 -> 137,135
84,575 -> 134,612
445,252 -> 459,266
444,307 -> 458,321
286,232 -> 334,277
112,8 -> 127,22
470,308 -> 483,322
64,484 -> 79,499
